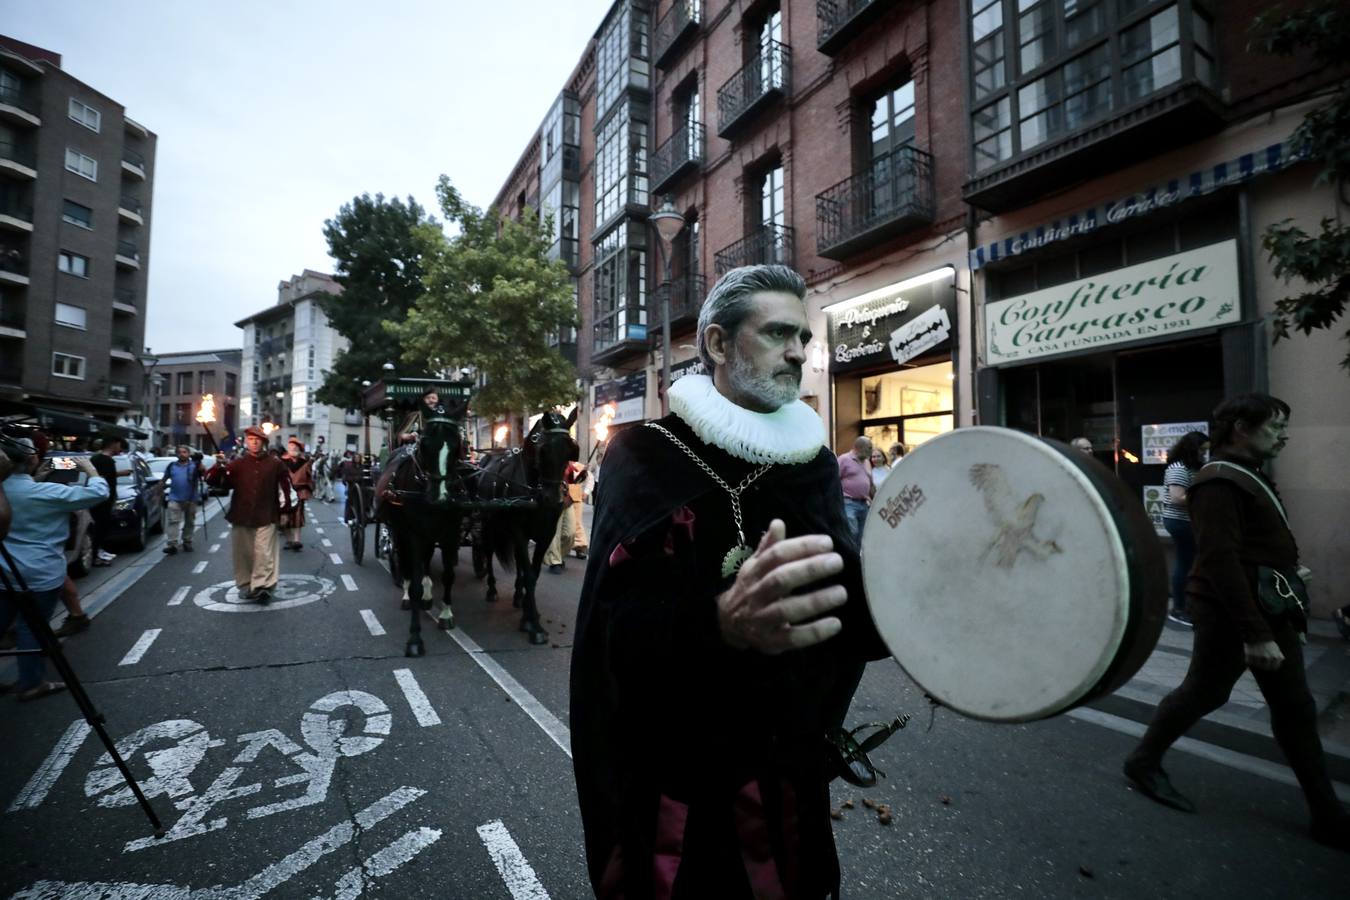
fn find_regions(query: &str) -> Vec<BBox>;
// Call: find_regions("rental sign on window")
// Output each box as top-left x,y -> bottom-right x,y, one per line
984,240 -> 1240,366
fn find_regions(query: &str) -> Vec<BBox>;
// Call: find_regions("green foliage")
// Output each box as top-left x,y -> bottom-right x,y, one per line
314,194 -> 433,409
387,176 -> 579,420
1250,2 -> 1350,371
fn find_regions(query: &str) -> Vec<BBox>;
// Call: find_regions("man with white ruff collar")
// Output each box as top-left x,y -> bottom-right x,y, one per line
571,265 -> 889,899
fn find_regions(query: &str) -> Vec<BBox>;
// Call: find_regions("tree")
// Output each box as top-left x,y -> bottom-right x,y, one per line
314,193 -> 434,409
388,176 -> 578,420
1250,1 -> 1350,371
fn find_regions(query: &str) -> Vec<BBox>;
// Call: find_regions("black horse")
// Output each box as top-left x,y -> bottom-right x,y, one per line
477,409 -> 578,645
375,402 -> 467,657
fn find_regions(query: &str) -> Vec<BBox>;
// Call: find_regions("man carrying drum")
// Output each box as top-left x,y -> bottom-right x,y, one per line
1123,393 -> 1348,852
570,265 -> 889,898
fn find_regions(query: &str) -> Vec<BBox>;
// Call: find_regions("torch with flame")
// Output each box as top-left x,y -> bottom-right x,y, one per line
261,421 -> 278,436
593,402 -> 617,444
493,423 -> 509,446
194,394 -> 221,453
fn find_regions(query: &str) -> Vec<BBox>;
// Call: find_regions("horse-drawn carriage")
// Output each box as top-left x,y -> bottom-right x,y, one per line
358,377 -> 579,657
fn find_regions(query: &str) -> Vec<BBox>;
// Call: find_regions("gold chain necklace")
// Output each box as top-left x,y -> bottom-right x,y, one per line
646,422 -> 773,577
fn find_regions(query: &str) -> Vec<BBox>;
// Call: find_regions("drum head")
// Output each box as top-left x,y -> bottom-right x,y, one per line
861,427 -> 1164,722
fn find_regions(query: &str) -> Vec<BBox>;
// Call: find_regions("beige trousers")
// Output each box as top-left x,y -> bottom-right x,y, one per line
166,500 -> 198,547
571,501 -> 588,551
231,524 -> 281,591
543,503 -> 576,567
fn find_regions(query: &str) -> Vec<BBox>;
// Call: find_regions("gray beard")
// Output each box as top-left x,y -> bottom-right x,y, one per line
727,353 -> 801,411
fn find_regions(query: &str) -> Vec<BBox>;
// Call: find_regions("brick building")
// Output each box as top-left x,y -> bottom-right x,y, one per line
0,35 -> 156,427
149,348 -> 241,452
491,0 -> 1346,614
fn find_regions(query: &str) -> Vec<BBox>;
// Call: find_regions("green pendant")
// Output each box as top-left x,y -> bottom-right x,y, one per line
721,543 -> 753,579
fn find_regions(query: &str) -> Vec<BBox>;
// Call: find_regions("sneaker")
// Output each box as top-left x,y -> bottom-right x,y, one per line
54,614 -> 91,638
163,544 -> 178,555
97,550 -> 116,561
572,549 -> 588,560
256,587 -> 273,605
1167,610 -> 1192,627
92,558 -> 112,567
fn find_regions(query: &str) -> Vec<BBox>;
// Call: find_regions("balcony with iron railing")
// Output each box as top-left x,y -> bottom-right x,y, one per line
113,287 -> 138,313
122,146 -> 146,179
0,82 -> 40,126
0,301 -> 25,332
118,194 -> 144,225
110,334 -> 138,358
108,383 -> 132,402
0,188 -> 33,231
0,245 -> 28,284
816,0 -> 898,55
650,123 -> 705,193
648,273 -> 707,336
0,139 -> 36,177
714,223 -> 795,276
717,41 -> 791,137
816,145 -> 935,260
654,0 -> 701,68
115,239 -> 140,268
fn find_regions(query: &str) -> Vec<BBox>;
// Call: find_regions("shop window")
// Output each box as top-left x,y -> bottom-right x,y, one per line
858,361 -> 955,451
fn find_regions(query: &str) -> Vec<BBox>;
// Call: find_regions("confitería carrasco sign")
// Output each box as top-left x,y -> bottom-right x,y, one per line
984,240 -> 1240,365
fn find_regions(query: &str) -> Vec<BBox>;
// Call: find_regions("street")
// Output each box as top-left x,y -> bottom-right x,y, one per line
2,503 -> 1346,899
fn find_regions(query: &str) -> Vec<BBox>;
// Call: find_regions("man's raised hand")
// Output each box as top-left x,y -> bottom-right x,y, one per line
716,519 -> 847,655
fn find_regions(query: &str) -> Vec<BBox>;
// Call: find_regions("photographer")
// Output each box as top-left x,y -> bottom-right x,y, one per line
0,435 -> 108,701
161,444 -> 206,555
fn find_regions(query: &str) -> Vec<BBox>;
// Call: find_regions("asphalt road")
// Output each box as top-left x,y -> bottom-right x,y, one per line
1,504 -> 1346,899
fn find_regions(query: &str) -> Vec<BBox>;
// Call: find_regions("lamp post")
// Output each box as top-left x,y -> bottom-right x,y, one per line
648,195 -> 686,416
138,348 -> 160,452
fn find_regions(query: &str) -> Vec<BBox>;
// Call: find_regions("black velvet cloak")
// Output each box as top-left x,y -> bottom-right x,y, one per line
570,413 -> 888,899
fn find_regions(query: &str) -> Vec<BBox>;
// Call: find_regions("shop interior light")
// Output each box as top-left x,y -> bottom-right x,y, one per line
819,265 -> 956,314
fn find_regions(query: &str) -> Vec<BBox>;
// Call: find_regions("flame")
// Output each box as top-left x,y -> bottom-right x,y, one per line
1120,448 -> 1140,464
195,393 -> 217,425
261,421 -> 278,436
493,423 -> 509,444
593,402 -> 617,443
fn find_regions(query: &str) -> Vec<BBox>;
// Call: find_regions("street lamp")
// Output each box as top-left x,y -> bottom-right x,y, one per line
648,195 -> 686,416
138,348 -> 159,451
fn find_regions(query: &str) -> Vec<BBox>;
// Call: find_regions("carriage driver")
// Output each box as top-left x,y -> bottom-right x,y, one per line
570,265 -> 890,898
397,387 -> 443,445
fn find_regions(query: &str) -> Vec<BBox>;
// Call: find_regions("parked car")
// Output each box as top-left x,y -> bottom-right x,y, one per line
108,454 -> 165,550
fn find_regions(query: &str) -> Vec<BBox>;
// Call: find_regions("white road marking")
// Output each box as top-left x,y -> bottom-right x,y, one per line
477,819 -> 551,900
315,527 -> 324,535
329,826 -> 442,899
392,669 -> 441,727
209,543 -> 221,553
118,629 -> 163,666
1069,707 -> 1350,801
444,627 -> 571,758
192,560 -> 208,574
329,552 -> 343,565
322,538 -> 333,548
8,719 -> 91,811
360,610 -> 386,637
167,586 -> 190,606
341,574 -> 358,592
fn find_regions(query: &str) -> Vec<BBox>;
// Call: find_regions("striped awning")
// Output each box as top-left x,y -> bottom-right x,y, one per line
968,141 -> 1306,271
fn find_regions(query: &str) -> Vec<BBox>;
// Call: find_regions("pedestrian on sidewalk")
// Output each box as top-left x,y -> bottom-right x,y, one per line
208,426 -> 293,604
161,444 -> 206,555
1161,430 -> 1210,627
568,461 -> 589,560
837,435 -> 873,547
1123,393 -> 1349,852
0,433 -> 108,701
282,437 -> 312,551
89,437 -> 130,566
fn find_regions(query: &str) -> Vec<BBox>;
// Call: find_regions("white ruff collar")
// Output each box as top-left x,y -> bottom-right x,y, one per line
668,374 -> 825,465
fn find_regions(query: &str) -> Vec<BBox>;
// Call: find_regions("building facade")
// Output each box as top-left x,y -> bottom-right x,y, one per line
236,270 -> 363,453
0,35 -> 157,425
492,0 -> 1346,614
148,349 -> 242,452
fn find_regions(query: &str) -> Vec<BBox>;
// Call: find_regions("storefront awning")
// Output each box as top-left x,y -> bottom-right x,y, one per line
969,140 -> 1306,271
0,401 -> 148,439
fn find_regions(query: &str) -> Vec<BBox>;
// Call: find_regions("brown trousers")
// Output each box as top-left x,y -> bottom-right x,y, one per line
231,524 -> 280,592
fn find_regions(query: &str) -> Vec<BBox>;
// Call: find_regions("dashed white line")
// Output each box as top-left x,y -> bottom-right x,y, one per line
209,543 -> 221,553
315,527 -> 324,535
477,820 -> 551,900
8,719 -> 92,811
192,560 -> 208,574
118,629 -> 162,666
341,574 -> 358,592
322,538 -> 333,548
167,586 -> 190,607
360,610 -> 387,637
329,552 -> 343,566
392,669 -> 441,727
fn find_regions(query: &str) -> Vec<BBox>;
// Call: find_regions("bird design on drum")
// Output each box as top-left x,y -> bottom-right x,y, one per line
968,463 -> 1063,569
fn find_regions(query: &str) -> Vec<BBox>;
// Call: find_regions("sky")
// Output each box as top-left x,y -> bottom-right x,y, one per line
5,0 -> 615,354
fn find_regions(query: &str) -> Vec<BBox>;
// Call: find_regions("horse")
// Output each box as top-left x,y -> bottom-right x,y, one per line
476,409 -> 578,645
375,402 -> 468,657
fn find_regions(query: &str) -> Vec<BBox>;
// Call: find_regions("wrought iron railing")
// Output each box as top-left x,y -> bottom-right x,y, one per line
0,139 -> 35,168
714,223 -> 795,276
816,0 -> 893,53
654,0 -> 701,67
815,145 -> 935,257
649,123 -> 705,192
650,273 -> 707,331
717,40 -> 791,136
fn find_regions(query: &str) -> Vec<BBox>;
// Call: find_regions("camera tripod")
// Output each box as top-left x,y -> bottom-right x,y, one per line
0,543 -> 164,836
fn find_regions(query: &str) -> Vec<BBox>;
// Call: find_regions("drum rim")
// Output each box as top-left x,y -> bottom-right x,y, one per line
862,426 -> 1132,723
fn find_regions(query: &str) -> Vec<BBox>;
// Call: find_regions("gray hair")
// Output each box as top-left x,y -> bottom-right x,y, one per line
696,265 -> 807,373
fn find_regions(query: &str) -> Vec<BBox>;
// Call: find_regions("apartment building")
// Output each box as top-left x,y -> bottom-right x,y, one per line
0,35 -> 156,425
145,348 -> 242,452
236,270 -> 363,453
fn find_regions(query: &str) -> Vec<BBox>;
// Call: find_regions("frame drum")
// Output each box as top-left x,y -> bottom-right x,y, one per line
861,427 -> 1166,722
